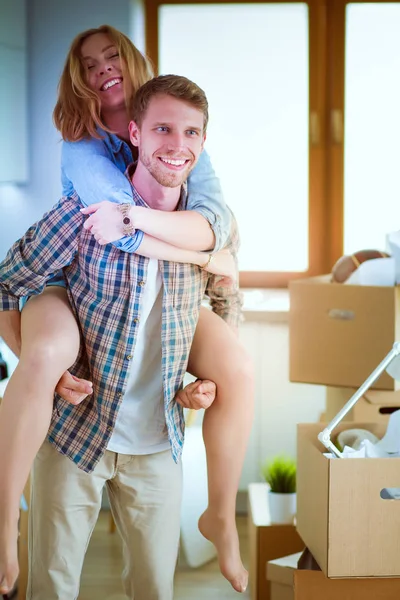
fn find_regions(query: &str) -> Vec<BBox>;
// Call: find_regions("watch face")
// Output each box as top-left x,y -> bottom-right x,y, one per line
123,217 -> 131,225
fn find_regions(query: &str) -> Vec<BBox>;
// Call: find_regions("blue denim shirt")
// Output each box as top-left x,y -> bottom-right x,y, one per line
61,129 -> 231,252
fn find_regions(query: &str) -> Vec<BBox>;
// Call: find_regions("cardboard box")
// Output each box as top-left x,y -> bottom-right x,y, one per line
289,275 -> 400,390
248,483 -> 304,600
267,552 -> 400,600
364,389 -> 400,405
320,387 -> 400,424
324,386 -> 400,424
353,397 -> 400,423
324,386 -> 355,421
297,422 -> 400,578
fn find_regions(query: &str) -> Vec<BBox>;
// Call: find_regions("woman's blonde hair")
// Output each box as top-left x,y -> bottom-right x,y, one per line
53,25 -> 154,141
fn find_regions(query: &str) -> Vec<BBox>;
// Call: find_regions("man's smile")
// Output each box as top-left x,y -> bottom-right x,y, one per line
157,156 -> 191,170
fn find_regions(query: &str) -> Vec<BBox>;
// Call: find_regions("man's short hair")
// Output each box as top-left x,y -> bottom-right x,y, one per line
132,74 -> 209,133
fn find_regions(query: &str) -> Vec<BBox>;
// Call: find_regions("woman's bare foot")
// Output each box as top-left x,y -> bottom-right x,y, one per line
0,516 -> 19,596
198,509 -> 248,593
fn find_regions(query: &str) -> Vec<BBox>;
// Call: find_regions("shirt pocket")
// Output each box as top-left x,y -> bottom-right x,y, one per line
80,238 -> 129,303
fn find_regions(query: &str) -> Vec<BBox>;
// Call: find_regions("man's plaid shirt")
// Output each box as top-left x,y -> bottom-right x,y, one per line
0,183 -> 242,473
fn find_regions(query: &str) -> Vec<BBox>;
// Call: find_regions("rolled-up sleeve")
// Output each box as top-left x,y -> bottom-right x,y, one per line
62,139 -> 144,253
206,279 -> 244,329
0,283 -> 19,311
187,150 -> 231,252
0,196 -> 82,310
205,210 -> 243,327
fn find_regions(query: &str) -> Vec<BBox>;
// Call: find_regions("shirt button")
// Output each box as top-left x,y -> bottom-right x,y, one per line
117,392 -> 123,398
138,281 -> 145,286
133,318 -> 139,324
126,354 -> 133,360
107,425 -> 113,431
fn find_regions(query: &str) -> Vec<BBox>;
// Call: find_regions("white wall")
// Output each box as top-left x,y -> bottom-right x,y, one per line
0,0 -> 28,184
0,0 -> 143,260
238,317 -> 326,488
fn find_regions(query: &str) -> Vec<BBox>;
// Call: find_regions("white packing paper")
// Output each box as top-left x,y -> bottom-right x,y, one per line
344,256 -> 395,286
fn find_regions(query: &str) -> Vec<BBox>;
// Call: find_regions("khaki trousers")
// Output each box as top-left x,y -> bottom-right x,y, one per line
27,442 -> 182,600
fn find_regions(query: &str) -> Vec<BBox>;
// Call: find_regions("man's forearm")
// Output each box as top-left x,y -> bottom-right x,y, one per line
0,310 -> 21,357
131,206 -> 215,251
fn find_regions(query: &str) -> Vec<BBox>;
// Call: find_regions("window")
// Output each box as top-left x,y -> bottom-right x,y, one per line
159,3 -> 309,277
144,0 -> 399,287
343,2 -> 400,254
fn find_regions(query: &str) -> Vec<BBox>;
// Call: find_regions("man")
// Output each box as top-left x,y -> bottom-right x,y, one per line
0,75 -> 241,599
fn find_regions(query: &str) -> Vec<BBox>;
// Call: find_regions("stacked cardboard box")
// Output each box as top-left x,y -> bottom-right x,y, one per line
283,276 -> 400,595
296,422 -> 400,578
324,386 -> 400,423
267,552 -> 400,600
289,275 -> 400,391
290,274 -> 400,424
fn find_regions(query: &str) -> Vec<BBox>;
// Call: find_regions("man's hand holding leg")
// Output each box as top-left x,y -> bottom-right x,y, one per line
56,371 -> 93,405
175,379 -> 216,410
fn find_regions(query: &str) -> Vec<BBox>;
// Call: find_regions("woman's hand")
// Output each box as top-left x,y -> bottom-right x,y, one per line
80,201 -> 130,244
201,248 -> 237,286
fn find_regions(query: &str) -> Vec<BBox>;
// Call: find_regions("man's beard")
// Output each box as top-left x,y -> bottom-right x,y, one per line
140,151 -> 192,188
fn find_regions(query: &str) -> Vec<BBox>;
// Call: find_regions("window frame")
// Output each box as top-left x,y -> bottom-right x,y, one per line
144,0 -> 329,288
328,0 -> 400,268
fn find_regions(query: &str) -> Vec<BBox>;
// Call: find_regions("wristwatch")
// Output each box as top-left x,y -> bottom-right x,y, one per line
118,204 -> 135,236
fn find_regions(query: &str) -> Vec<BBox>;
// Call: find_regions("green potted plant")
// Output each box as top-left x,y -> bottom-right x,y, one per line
261,454 -> 297,524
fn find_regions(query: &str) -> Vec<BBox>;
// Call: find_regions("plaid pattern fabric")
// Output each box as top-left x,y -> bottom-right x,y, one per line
0,186 -> 241,473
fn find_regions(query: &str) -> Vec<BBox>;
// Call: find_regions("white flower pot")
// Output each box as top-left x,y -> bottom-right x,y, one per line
268,491 -> 297,524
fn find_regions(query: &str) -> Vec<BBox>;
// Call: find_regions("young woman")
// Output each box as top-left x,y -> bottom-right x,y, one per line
0,26 -> 254,596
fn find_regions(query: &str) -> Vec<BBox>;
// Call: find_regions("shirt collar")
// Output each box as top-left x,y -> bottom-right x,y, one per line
96,126 -> 124,154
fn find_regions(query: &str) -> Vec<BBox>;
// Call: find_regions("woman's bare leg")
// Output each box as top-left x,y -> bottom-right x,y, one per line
187,307 -> 254,593
0,287 -> 83,594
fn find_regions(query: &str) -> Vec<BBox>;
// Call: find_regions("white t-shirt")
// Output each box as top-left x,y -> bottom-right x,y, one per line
107,259 -> 170,455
